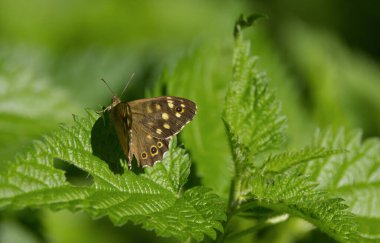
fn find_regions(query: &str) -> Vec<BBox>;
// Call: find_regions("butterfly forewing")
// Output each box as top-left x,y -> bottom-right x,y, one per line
128,96 -> 197,139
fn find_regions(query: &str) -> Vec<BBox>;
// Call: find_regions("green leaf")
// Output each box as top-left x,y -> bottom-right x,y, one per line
155,44 -> 233,196
301,128 -> 380,241
0,111 -> 226,241
142,186 -> 226,240
248,26 -> 316,147
0,48 -> 80,161
233,13 -> 267,38
223,22 -> 287,162
144,137 -> 191,194
262,147 -> 343,173
221,17 -> 358,242
246,172 -> 357,242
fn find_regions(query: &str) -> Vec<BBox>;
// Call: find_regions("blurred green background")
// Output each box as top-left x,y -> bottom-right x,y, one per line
1,0 -> 379,242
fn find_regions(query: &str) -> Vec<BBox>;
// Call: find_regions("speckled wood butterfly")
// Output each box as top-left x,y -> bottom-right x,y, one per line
102,82 -> 197,168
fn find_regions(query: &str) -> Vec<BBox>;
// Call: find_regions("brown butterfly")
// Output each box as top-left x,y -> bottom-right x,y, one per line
102,84 -> 197,168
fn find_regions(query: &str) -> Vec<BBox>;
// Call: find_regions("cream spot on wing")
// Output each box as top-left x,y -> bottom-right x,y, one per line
168,101 -> 174,108
147,135 -> 153,140
162,113 -> 169,120
156,128 -> 162,134
180,104 -> 185,108
163,123 -> 170,129
176,112 -> 181,118
147,105 -> 153,113
155,104 -> 161,110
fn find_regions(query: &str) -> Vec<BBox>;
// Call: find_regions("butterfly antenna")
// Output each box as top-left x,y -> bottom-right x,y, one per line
120,73 -> 135,98
101,78 -> 117,97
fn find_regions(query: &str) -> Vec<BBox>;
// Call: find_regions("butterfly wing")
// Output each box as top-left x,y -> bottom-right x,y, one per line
129,124 -> 170,167
128,96 -> 197,139
108,102 -> 134,166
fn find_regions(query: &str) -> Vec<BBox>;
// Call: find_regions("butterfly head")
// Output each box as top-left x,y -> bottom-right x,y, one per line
111,95 -> 122,106
100,75 -> 134,112
96,95 -> 121,115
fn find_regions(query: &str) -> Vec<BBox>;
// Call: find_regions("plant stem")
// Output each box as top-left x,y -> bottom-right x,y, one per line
225,221 -> 271,241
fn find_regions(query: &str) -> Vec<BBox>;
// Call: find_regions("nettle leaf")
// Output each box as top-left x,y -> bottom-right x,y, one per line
153,44 -> 233,196
0,50 -> 80,161
144,137 -> 191,194
301,128 -> 380,241
249,24 -> 314,147
142,186 -> 226,240
0,111 -> 226,241
262,147 -> 343,173
247,172 -> 357,242
223,21 -> 287,161
222,15 -> 358,242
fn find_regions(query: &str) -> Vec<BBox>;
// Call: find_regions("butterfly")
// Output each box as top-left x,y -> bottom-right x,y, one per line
102,94 -> 197,169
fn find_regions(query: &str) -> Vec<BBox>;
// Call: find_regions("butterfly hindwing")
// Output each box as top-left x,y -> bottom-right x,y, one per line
128,124 -> 170,167
128,96 -> 197,139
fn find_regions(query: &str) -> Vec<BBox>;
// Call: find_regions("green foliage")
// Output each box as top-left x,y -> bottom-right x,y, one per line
154,44 -> 234,196
0,47 -> 80,161
248,25 -> 314,148
224,21 -> 287,161
143,138 -> 190,194
247,172 -> 356,242
1,13 -> 380,243
0,111 -> 226,241
301,128 -> 380,241
220,15 -> 358,242
262,147 -> 343,173
233,14 -> 267,38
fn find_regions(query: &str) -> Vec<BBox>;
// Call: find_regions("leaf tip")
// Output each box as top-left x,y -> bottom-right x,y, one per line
233,13 -> 268,39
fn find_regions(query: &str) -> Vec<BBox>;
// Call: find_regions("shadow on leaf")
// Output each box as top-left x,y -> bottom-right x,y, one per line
90,115 -> 126,174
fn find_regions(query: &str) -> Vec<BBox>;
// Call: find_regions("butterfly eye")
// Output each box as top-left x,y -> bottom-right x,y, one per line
141,152 -> 148,159
157,142 -> 163,148
175,106 -> 182,112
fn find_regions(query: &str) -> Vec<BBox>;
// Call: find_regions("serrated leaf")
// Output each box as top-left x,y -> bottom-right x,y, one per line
233,13 -> 267,38
301,128 -> 380,241
247,172 -> 357,242
144,137 -> 191,194
0,111 -> 226,241
223,24 -> 287,162
142,187 -> 226,241
249,26 -> 314,147
153,44 -> 233,196
222,19 -> 358,242
262,147 -> 343,173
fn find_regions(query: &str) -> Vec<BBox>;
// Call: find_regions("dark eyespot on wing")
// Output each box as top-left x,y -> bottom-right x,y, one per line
128,123 -> 170,167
